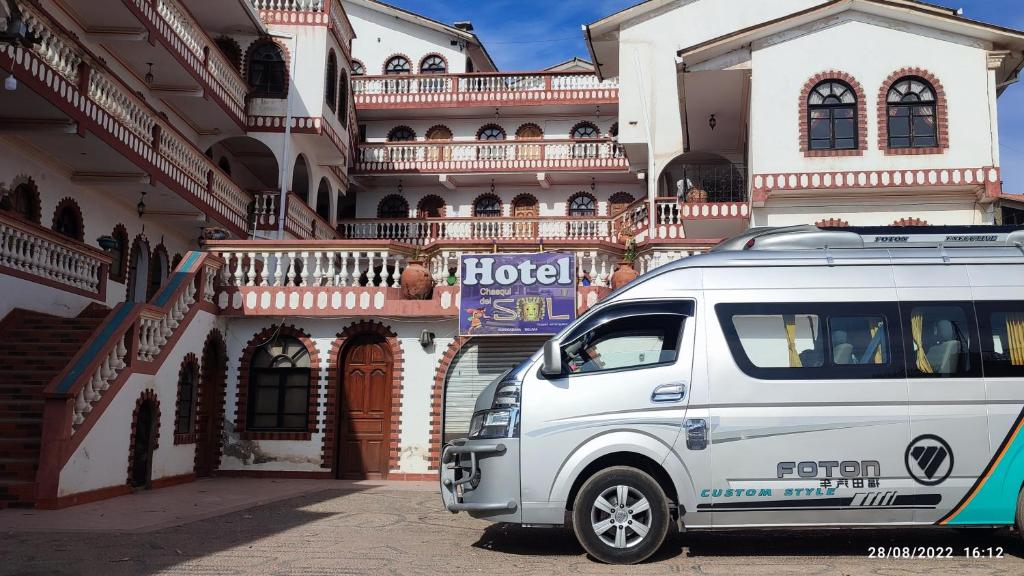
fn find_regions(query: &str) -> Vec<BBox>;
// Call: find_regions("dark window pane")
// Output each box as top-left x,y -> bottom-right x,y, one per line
890,137 -> 910,148
913,117 -> 936,137
810,120 -> 831,140
253,414 -> 278,429
834,118 -> 855,139
254,384 -> 279,414
282,415 -> 307,429
835,138 -> 856,150
914,135 -> 937,147
284,387 -> 307,412
889,117 -> 910,138
889,106 -> 910,117
810,139 -> 831,150
833,107 -> 854,119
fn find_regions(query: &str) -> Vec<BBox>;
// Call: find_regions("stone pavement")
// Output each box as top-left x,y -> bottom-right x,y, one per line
0,478 -> 1022,575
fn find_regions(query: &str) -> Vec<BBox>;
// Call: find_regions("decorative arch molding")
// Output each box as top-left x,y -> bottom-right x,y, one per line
476,123 -> 506,140
877,67 -> 949,155
4,175 -> 42,224
816,217 -> 851,228
51,197 -> 85,242
424,124 -> 454,141
798,71 -> 867,157
214,36 -> 243,71
419,52 -> 449,73
377,194 -> 410,218
471,192 -> 504,217
514,122 -> 544,139
382,52 -> 414,75
428,337 -> 470,470
511,193 -> 539,209
126,389 -> 161,485
417,194 -> 447,218
893,217 -> 930,227
351,59 -> 366,76
234,324 -> 322,441
387,125 -> 417,142
323,321 -> 405,473
569,120 -> 600,139
566,191 -> 598,217
173,353 -> 200,444
243,38 -> 291,98
109,223 -> 130,283
195,328 -> 228,474
607,191 -> 636,214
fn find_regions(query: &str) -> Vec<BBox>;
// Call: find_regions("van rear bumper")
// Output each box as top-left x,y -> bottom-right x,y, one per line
440,438 -> 521,522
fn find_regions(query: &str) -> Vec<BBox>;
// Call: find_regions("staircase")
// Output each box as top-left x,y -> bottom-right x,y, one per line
0,304 -> 110,509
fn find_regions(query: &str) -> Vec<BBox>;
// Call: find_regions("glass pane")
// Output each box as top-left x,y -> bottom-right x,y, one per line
890,137 -> 910,148
914,134 -> 937,147
810,139 -> 831,150
283,386 -> 308,413
889,117 -> 910,138
810,119 -> 831,140
833,108 -> 854,119
889,106 -> 910,117
254,384 -> 279,413
564,315 -> 682,375
732,314 -> 823,368
907,306 -> 972,376
830,316 -> 889,365
282,414 -> 307,429
834,118 -> 855,139
252,414 -> 277,428
834,138 -> 855,150
913,117 -> 936,138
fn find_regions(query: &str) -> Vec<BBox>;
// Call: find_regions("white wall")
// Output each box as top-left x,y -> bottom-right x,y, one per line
345,1 -> 473,75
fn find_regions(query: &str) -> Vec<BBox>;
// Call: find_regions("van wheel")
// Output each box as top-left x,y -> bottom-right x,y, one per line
571,466 -> 670,564
1016,487 -> 1024,537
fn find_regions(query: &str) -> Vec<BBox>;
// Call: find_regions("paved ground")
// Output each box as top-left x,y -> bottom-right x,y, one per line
1,478 -> 1023,575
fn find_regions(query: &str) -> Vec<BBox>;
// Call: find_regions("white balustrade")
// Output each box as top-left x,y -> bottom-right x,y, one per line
253,192 -> 279,229
637,249 -> 704,274
356,140 -> 625,171
337,217 -> 613,243
250,0 -> 325,10
155,0 -> 203,59
19,2 -> 82,82
352,73 -> 618,96
285,195 -> 336,239
136,278 -> 197,362
655,198 -> 681,226
0,214 -> 109,296
71,334 -> 128,429
217,249 -> 407,288
88,72 -> 157,142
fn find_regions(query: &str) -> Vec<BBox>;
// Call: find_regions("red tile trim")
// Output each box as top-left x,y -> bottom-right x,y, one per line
893,217 -> 930,226
428,337 -> 470,471
816,218 -> 850,228
798,71 -> 868,158
877,68 -> 949,155
323,321 -> 404,475
234,324 -> 321,440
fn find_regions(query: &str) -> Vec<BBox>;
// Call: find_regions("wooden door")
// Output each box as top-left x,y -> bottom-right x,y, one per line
337,334 -> 393,479
512,195 -> 538,238
131,401 -> 156,488
195,340 -> 225,477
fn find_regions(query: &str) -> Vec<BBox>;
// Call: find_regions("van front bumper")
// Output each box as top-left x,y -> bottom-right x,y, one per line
440,438 -> 521,522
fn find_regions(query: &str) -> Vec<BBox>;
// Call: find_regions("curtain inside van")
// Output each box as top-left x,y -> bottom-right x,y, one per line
911,311 -> 934,373
1008,313 -> 1024,366
783,315 -> 802,368
869,321 -> 883,364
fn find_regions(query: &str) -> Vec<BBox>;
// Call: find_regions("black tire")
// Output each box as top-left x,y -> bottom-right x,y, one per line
1016,486 -> 1024,537
571,466 -> 670,564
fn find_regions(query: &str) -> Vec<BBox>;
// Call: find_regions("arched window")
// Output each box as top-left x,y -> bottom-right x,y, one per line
148,244 -> 169,300
316,179 -> 331,221
568,192 -> 597,217
384,55 -> 412,75
109,224 -> 129,282
609,122 -> 619,138
4,181 -> 41,223
515,123 -> 543,139
886,77 -> 937,149
473,194 -> 502,218
351,60 -> 365,76
248,336 -> 311,431
175,357 -> 199,436
218,156 -> 232,176
387,126 -> 416,142
417,195 -> 445,218
215,37 -> 242,71
325,50 -> 338,111
570,121 -> 600,139
248,41 -> 287,98
477,124 -> 506,141
377,194 -> 409,218
338,70 -> 349,128
808,80 -> 857,150
420,55 -> 447,74
425,125 -> 453,141
52,198 -> 83,241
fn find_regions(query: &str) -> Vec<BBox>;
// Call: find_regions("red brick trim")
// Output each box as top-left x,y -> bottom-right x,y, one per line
798,71 -> 867,157
108,223 -> 129,283
126,389 -> 160,486
5,176 -> 42,225
877,68 -> 949,155
234,324 -> 321,441
515,122 -> 544,139
566,191 -> 598,217
429,337 -> 470,470
416,194 -> 447,218
244,38 -> 291,99
893,217 -> 930,226
816,218 -> 850,228
382,53 -> 414,75
51,197 -> 85,242
195,329 -> 228,474
419,52 -> 449,73
377,193 -> 410,218
173,353 -> 200,444
387,125 -> 417,142
476,123 -> 507,140
323,321 -> 404,474
569,120 -> 601,139
424,124 -> 454,141
471,193 -> 504,218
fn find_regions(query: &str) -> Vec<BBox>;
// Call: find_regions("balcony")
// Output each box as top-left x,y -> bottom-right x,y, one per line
353,72 -> 618,111
252,192 -> 337,240
337,217 -> 623,245
353,140 -> 628,175
0,212 -> 111,299
0,2 -> 252,236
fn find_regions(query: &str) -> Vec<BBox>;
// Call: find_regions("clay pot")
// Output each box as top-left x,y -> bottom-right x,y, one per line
610,261 -> 640,289
685,186 -> 708,203
400,260 -> 435,300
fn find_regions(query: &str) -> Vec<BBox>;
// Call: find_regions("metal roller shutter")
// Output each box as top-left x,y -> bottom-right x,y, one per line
442,336 -> 549,442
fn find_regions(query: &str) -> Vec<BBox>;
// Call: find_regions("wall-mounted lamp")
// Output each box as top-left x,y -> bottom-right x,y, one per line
137,191 -> 147,218
419,330 -> 435,348
708,114 -> 717,131
144,63 -> 155,86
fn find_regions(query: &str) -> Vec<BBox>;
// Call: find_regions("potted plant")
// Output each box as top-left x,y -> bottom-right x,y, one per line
400,248 -> 435,300
611,238 -> 640,289
685,185 -> 708,203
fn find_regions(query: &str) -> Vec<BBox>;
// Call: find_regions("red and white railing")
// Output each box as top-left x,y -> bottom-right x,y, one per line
0,212 -> 111,298
354,139 -> 627,174
337,217 -> 615,244
353,72 -> 618,108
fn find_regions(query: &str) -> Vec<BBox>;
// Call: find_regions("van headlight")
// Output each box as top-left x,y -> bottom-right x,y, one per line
468,408 -> 518,439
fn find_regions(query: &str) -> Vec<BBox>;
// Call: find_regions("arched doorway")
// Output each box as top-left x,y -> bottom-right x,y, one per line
658,151 -> 744,202
147,245 -> 169,300
127,236 -> 150,303
315,177 -> 331,223
130,393 -> 159,489
512,194 -> 538,238
336,333 -> 393,479
292,154 -> 311,203
195,332 -> 227,477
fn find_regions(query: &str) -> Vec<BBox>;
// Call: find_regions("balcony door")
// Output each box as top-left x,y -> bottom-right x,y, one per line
512,195 -> 538,239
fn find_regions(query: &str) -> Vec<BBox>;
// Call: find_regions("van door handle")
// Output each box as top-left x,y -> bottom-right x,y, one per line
651,383 -> 686,403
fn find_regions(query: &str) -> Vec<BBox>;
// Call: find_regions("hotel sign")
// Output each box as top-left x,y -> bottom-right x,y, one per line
459,253 -> 576,336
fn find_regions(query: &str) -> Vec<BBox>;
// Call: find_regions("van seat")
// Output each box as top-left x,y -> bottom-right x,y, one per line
832,331 -> 854,365
926,320 -> 961,374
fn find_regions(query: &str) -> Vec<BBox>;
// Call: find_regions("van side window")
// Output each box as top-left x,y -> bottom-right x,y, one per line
716,303 -> 902,380
563,314 -> 683,375
902,303 -> 980,378
975,301 -> 1024,377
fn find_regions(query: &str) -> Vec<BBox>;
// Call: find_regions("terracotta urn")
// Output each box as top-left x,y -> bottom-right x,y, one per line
686,186 -> 708,203
610,261 -> 640,289
400,260 -> 435,300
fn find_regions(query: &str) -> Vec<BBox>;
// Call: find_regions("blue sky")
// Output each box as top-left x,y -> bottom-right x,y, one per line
388,0 -> 1024,194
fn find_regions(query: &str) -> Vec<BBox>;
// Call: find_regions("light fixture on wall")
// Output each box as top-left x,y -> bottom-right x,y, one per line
590,177 -> 596,193
708,114 -> 717,131
3,74 -> 15,92
144,63 -> 155,86
490,179 -> 495,194
419,330 -> 435,348
397,178 -> 403,194
137,191 -> 147,218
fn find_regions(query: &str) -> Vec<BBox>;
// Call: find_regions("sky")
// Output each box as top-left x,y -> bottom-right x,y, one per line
385,0 -> 1024,194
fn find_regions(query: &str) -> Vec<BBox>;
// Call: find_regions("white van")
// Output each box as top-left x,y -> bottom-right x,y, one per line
440,225 -> 1024,564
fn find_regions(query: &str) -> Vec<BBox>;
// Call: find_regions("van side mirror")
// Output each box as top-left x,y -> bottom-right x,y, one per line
542,340 -> 562,377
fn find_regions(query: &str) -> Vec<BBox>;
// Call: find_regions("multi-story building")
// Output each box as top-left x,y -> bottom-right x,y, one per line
0,0 -> 1021,507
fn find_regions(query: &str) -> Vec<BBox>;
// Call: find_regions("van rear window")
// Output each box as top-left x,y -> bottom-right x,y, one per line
717,303 -> 902,380
975,301 -> 1024,378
